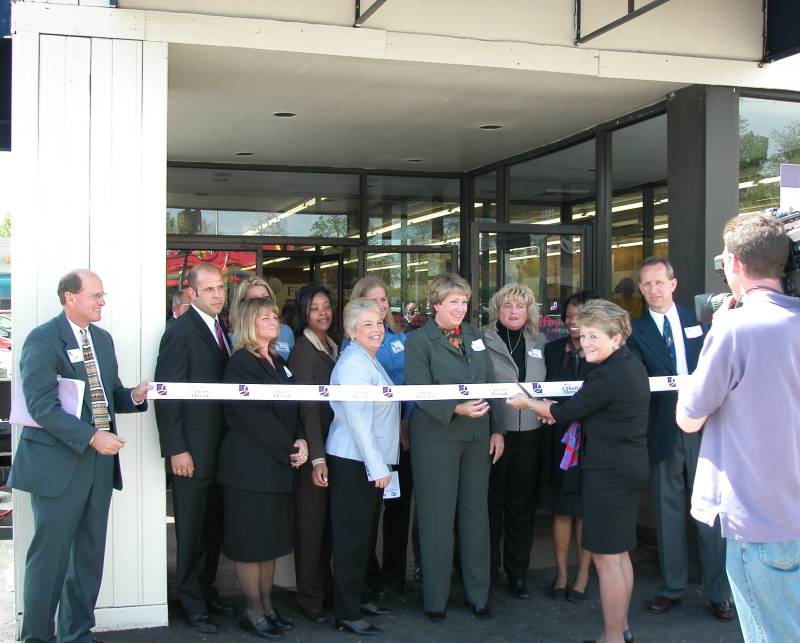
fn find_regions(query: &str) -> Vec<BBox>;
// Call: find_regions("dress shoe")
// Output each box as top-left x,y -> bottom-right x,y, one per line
510,579 -> 530,599
335,619 -> 384,636
467,602 -> 493,619
568,587 -> 587,603
187,613 -> 219,634
425,610 -> 446,622
207,598 -> 237,616
266,607 -> 295,631
648,595 -> 681,614
710,599 -> 735,621
238,612 -> 283,639
551,578 -> 568,601
360,602 -> 392,616
581,630 -> 632,643
302,607 -> 331,624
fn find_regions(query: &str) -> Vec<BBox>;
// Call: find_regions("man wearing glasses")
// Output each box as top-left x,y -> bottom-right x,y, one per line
10,269 -> 151,643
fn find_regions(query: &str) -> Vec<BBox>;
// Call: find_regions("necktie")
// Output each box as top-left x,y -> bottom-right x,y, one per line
662,316 -> 677,370
214,318 -> 229,358
81,330 -> 111,431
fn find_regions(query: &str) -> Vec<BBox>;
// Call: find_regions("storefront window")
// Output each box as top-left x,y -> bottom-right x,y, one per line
167,167 -> 360,238
739,97 -> 800,214
473,171 -> 498,223
365,175 -> 461,251
509,140 -> 595,224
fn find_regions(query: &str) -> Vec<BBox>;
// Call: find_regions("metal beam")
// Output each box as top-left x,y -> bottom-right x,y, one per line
575,0 -> 670,45
355,0 -> 389,27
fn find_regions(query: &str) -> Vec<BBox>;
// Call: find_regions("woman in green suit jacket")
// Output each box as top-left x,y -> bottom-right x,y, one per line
404,273 -> 505,621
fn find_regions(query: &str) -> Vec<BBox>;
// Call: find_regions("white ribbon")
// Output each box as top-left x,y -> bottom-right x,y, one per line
148,376 -> 686,402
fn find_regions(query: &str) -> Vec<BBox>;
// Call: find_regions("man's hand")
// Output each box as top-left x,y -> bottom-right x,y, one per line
132,379 -> 153,404
489,433 -> 505,464
290,439 -> 308,469
374,474 -> 392,489
171,451 -> 195,478
312,461 -> 329,487
712,294 -> 736,324
455,399 -> 490,418
91,430 -> 126,456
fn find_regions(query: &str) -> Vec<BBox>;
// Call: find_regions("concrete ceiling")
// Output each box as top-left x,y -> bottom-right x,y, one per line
168,44 -> 683,173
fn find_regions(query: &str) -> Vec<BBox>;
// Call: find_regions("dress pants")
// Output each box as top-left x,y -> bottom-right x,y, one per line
651,430 -> 729,602
171,475 -> 224,618
489,429 -> 543,583
329,454 -> 384,621
294,461 -> 333,612
22,449 -> 113,643
411,435 -> 491,612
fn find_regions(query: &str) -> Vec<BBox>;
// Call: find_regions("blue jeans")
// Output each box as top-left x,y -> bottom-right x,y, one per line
726,539 -> 800,642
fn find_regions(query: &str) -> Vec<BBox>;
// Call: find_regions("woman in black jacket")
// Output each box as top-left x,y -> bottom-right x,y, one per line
509,299 -> 649,643
219,297 -> 308,639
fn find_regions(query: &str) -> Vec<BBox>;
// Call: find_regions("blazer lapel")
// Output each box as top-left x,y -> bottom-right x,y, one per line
188,307 -> 226,364
57,313 -> 94,415
424,320 -> 464,360
637,313 -> 676,374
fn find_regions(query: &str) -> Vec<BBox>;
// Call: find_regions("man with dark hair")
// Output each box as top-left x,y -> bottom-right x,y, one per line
10,269 -> 150,643
627,256 -> 732,621
677,213 -> 799,643
154,263 -> 235,633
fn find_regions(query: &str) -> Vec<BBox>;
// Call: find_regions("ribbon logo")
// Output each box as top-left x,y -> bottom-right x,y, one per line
239,385 -> 250,397
156,383 -> 168,396
382,386 -> 393,398
667,376 -> 677,388
458,384 -> 470,396
532,382 -> 543,394
318,385 -> 329,398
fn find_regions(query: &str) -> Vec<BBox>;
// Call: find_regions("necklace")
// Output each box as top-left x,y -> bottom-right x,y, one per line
504,326 -> 523,354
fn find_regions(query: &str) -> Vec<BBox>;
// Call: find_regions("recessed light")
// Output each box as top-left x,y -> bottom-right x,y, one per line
479,124 -> 503,130
273,112 -> 297,118
213,171 -> 232,177
211,178 -> 229,183
194,192 -> 208,196
235,152 -> 254,156
405,159 -> 424,163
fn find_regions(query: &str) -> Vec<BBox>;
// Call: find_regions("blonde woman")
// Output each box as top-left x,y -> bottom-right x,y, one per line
483,282 -> 546,599
230,275 -> 295,360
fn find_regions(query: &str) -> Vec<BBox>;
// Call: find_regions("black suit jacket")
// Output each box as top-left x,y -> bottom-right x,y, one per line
287,334 -> 335,463
154,306 -> 227,479
218,348 -> 304,494
627,305 -> 706,464
550,347 -> 650,478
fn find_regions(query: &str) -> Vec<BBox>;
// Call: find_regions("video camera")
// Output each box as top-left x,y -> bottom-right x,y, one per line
695,210 -> 800,325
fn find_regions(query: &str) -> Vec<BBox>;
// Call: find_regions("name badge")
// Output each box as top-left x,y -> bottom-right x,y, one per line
391,340 -> 404,354
275,341 -> 289,353
684,325 -> 703,339
528,348 -> 543,359
66,348 -> 83,364
471,339 -> 486,352
283,366 -> 293,378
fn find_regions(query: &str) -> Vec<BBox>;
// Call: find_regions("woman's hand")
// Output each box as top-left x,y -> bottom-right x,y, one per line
312,461 -> 329,487
506,393 -> 532,410
489,433 -> 505,464
399,419 -> 410,451
290,439 -> 308,469
507,394 -> 556,423
374,474 -> 392,489
536,399 -> 556,424
454,399 -> 491,418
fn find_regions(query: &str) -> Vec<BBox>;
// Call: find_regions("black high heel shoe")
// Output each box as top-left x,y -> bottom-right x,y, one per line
265,607 -> 295,631
581,629 -> 632,643
238,612 -> 283,639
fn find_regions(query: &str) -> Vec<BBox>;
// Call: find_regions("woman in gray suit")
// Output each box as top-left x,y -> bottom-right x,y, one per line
404,274 -> 505,621
327,298 -> 400,637
484,282 -> 546,599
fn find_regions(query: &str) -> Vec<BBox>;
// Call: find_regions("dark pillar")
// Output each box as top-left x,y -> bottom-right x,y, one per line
594,130 -> 613,298
667,85 -> 739,306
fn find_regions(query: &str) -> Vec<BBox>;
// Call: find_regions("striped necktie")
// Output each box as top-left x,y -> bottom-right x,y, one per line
81,329 -> 111,431
662,316 -> 677,371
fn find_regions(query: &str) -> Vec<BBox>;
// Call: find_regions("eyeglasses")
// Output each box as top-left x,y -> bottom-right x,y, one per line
80,291 -> 108,301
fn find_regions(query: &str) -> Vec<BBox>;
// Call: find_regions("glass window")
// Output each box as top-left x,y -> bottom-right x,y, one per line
509,140 -> 595,224
610,193 -> 644,318
739,97 -> 800,214
167,168 -> 360,238
365,176 -> 461,251
473,171 -> 498,223
653,185 -> 669,256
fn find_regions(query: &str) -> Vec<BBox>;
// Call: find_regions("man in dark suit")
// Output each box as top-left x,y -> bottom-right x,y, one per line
627,257 -> 732,621
154,264 -> 235,633
10,269 -> 150,643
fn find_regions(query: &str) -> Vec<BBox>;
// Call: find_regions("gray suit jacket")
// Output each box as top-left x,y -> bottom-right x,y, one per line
10,312 -> 145,496
326,341 -> 400,481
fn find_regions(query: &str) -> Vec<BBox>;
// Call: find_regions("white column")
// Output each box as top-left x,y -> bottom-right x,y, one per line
11,32 -> 169,633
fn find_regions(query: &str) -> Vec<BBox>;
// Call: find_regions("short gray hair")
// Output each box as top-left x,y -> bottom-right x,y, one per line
58,270 -> 85,305
428,273 -> 471,307
640,256 -> 674,281
576,299 -> 632,345
343,298 -> 382,337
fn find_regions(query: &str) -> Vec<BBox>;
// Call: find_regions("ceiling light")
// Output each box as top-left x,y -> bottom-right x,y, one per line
273,112 -> 297,118
194,192 -> 208,196
479,124 -> 502,130
405,159 -> 424,163
211,178 -> 228,183
213,172 -> 232,177
235,152 -> 254,156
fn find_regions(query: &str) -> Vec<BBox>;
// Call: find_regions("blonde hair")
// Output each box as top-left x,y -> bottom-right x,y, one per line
487,282 -> 539,337
229,275 -> 275,329
342,298 -> 382,339
233,297 -> 280,357
576,299 -> 632,345
350,275 -> 400,333
428,273 -> 471,307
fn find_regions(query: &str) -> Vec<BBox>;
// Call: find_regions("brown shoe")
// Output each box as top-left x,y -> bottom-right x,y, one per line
648,595 -> 681,614
710,599 -> 735,621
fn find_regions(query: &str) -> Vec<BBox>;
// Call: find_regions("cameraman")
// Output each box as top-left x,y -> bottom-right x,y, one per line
676,213 -> 800,643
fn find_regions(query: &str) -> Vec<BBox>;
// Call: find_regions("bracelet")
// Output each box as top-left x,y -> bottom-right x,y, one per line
89,433 -> 96,446
528,400 -> 534,411
311,458 -> 326,466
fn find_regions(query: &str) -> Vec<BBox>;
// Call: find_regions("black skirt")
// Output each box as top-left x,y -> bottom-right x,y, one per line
580,469 -> 645,555
223,487 -> 294,562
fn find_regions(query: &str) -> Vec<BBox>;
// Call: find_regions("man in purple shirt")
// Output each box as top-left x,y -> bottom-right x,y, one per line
676,213 -> 800,643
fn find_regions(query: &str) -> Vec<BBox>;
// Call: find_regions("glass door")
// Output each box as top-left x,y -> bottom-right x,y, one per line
470,223 -> 593,340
